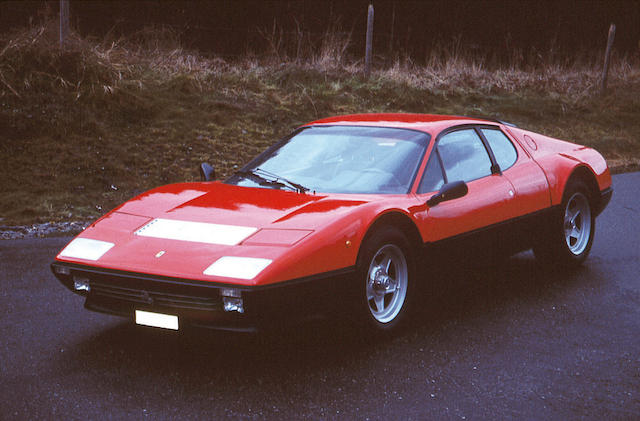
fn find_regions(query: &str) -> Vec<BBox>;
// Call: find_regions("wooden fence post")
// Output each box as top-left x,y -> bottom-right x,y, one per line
600,23 -> 616,94
59,0 -> 69,49
364,3 -> 374,78
388,1 -> 395,56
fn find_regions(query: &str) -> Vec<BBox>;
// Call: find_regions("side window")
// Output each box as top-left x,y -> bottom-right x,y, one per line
417,153 -> 445,193
481,128 -> 517,171
438,129 -> 492,183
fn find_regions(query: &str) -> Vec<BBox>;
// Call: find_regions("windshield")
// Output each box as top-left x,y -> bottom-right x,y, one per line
226,126 -> 430,194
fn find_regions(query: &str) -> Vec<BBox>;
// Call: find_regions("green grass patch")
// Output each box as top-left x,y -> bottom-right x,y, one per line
1,22 -> 639,225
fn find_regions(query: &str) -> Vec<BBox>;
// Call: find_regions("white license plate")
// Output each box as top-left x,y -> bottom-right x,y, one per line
135,310 -> 179,330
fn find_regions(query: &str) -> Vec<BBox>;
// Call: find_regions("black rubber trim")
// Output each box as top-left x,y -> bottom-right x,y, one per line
467,115 -> 518,127
474,127 -> 501,174
51,261 -> 356,292
596,186 -> 613,216
431,123 -> 506,184
422,205 -> 559,247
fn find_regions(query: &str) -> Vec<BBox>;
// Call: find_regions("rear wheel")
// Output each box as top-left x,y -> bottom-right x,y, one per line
534,179 -> 595,266
356,226 -> 415,332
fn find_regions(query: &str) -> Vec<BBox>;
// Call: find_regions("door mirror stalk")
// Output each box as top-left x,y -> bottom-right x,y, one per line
199,163 -> 215,181
427,180 -> 468,207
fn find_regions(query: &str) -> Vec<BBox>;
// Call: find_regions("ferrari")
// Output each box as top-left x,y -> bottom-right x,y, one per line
51,114 -> 612,332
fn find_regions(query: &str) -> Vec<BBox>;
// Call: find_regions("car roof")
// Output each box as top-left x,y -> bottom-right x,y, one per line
304,113 -> 511,134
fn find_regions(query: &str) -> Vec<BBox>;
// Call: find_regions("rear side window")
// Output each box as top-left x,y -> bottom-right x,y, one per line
481,128 -> 517,171
437,129 -> 492,183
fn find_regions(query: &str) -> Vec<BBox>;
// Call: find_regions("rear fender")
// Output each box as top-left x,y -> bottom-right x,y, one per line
562,148 -> 612,191
535,151 -> 611,206
506,127 -> 611,205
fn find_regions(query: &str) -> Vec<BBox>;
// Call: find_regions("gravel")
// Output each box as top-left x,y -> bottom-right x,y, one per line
0,221 -> 91,240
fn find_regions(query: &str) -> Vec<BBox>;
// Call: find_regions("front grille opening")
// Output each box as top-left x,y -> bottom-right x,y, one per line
89,279 -> 221,313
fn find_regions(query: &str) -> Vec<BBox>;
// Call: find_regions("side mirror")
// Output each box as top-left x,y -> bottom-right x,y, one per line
426,180 -> 468,207
199,163 -> 215,181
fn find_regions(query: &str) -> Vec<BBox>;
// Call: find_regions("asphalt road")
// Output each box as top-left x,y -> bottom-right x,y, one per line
1,173 -> 639,420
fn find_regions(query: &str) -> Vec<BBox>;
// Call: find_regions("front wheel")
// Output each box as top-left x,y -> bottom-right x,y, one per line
534,179 -> 595,267
356,226 -> 415,332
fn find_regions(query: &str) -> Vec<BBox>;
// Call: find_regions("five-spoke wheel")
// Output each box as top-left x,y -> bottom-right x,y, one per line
366,244 -> 408,324
563,191 -> 592,256
357,226 -> 414,331
534,178 -> 595,266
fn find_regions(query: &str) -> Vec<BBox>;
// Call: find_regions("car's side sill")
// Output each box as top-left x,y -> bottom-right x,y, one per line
422,206 -> 558,260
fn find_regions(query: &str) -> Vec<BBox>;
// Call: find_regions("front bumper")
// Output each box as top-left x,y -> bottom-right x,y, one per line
51,261 -> 356,332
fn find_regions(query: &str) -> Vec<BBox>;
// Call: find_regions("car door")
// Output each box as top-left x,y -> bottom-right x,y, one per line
479,127 -> 551,214
414,127 -> 518,243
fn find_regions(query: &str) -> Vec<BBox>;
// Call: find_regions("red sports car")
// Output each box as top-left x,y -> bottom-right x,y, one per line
51,114 -> 612,332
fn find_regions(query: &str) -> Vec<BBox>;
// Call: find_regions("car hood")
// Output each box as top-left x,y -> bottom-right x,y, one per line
111,181 -> 368,229
57,182 -> 375,285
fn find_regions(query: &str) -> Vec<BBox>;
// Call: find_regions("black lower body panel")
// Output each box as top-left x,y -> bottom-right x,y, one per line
51,262 -> 356,332
422,206 -> 556,266
596,186 -> 613,216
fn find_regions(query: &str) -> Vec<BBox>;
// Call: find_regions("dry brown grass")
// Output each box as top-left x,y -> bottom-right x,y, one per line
0,21 -> 638,225
3,19 -> 639,102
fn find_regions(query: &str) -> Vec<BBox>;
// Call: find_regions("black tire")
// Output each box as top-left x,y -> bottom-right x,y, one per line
534,179 -> 596,267
354,225 -> 415,332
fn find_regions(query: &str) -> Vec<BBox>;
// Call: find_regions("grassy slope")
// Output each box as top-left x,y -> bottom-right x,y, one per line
1,24 -> 639,225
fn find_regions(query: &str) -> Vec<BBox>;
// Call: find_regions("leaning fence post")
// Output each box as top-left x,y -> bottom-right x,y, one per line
600,23 -> 616,94
59,0 -> 69,49
364,3 -> 374,78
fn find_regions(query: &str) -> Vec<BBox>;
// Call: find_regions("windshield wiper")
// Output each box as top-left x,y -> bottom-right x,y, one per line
236,168 -> 309,194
